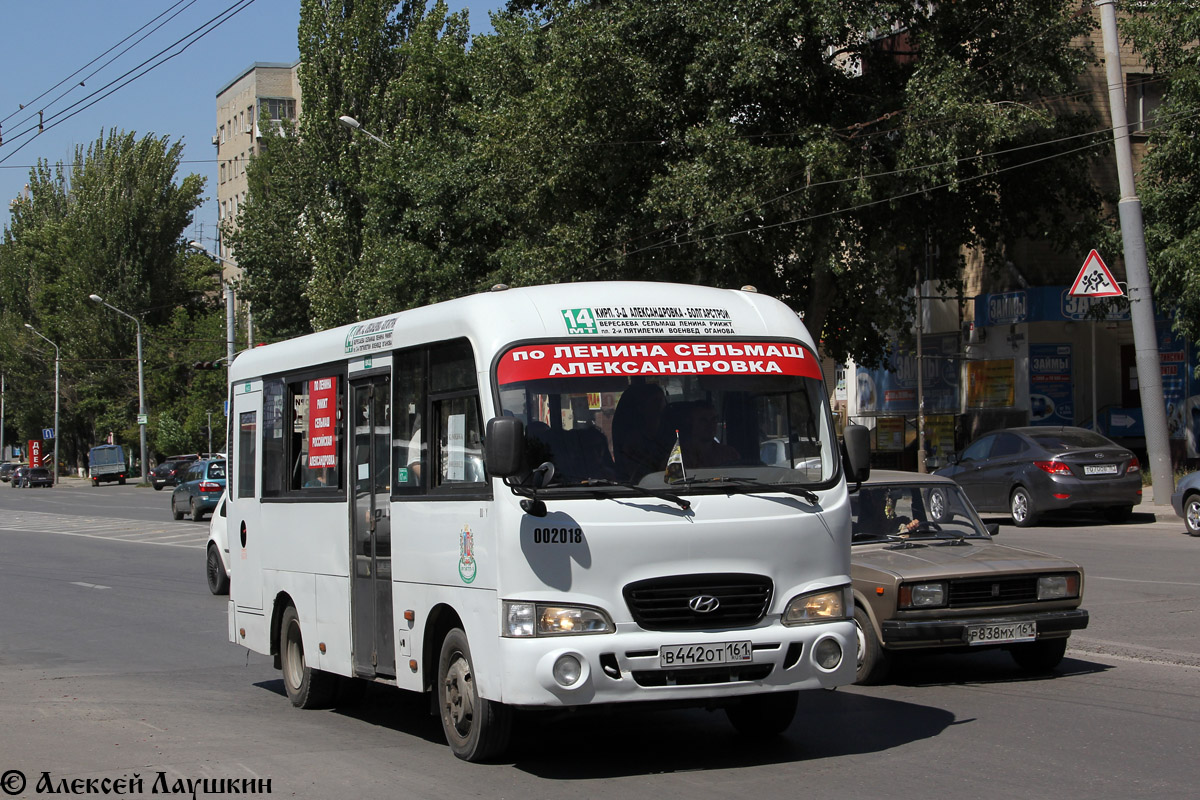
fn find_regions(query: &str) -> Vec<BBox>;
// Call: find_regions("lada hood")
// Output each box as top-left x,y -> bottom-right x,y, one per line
851,539 -> 1081,581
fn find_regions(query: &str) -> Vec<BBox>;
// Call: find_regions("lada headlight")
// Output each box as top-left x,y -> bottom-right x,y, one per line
782,586 -> 850,626
899,582 -> 946,608
1037,574 -> 1080,600
502,602 -> 614,637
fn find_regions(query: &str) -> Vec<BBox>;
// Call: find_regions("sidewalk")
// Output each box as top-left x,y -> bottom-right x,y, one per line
1136,495 -> 1179,523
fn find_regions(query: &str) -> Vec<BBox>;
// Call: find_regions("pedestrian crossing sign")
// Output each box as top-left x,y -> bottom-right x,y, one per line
1069,250 -> 1123,297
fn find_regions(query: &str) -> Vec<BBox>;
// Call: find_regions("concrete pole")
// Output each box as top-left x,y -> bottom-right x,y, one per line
916,266 -> 927,473
1097,0 -> 1174,503
226,282 -> 236,365
135,321 -> 147,484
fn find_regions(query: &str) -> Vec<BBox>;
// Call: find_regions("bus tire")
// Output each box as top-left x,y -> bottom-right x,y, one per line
279,605 -> 336,709
206,544 -> 229,595
437,628 -> 512,762
724,690 -> 797,738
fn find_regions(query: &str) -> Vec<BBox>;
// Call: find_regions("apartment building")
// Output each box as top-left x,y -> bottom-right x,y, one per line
213,61 -> 302,283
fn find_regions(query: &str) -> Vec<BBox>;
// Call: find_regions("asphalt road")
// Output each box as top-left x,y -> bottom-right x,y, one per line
1,480 -> 1198,799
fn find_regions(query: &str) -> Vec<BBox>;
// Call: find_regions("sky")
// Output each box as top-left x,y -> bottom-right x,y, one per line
0,0 -> 501,248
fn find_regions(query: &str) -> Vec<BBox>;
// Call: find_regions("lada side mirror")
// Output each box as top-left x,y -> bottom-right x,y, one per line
485,417 -> 525,478
841,424 -> 871,484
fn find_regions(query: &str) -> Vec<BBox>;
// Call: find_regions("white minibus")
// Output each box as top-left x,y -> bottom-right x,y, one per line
226,281 -> 869,761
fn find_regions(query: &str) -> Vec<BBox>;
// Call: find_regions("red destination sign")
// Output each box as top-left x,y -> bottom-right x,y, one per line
497,341 -> 823,383
307,377 -> 338,468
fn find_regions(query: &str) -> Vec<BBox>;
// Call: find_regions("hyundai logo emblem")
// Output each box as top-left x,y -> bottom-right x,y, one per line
688,594 -> 721,613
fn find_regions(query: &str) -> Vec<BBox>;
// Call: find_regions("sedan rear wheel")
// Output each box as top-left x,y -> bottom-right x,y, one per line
1010,486 -> 1038,528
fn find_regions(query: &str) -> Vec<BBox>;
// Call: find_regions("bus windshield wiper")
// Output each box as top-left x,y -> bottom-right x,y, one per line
570,479 -> 691,511
673,475 -> 819,504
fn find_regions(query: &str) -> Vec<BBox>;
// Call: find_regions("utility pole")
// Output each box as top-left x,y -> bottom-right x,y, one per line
1097,0 -> 1174,504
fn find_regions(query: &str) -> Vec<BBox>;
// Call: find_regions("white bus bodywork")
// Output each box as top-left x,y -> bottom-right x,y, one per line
227,282 -> 857,760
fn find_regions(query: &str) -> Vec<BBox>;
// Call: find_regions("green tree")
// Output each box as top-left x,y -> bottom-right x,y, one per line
0,130 -> 208,470
1124,2 -> 1200,344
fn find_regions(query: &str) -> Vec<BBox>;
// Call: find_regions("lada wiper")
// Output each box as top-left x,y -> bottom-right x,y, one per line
673,475 -> 820,504
570,478 -> 691,511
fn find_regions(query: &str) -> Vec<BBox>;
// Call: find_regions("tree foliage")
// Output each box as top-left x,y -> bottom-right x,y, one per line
1124,2 -> 1200,344
0,130 -> 216,470
233,0 -> 1104,363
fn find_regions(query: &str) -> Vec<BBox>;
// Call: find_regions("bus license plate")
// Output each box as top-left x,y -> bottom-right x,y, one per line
659,641 -> 753,668
964,621 -> 1037,645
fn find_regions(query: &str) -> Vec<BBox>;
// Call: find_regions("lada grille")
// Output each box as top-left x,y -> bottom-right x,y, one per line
623,573 -> 773,631
947,576 -> 1039,607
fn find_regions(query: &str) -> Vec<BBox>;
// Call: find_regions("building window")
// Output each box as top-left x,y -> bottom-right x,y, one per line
1126,74 -> 1162,136
219,124 -> 225,144
260,97 -> 296,121
219,163 -> 226,184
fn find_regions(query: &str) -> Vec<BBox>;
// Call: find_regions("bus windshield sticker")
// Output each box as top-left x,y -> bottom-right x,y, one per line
561,306 -> 734,337
498,341 -> 822,383
307,377 -> 338,468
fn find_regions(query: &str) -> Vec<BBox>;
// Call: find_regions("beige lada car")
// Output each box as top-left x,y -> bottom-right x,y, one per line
851,470 -> 1089,684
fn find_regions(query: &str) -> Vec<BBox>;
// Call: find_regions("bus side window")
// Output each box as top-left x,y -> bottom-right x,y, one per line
393,348 -> 425,492
434,396 -> 486,487
237,411 -> 257,499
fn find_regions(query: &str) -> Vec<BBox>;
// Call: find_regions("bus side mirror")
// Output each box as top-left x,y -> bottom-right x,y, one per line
841,424 -> 871,484
485,417 -> 525,478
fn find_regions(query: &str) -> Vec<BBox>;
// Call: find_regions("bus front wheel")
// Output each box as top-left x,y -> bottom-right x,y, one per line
437,628 -> 512,762
279,605 -> 336,709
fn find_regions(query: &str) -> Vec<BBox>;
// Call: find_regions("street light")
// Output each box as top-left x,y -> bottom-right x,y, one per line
337,115 -> 391,148
23,323 -> 59,486
88,294 -> 148,485
188,241 -> 237,364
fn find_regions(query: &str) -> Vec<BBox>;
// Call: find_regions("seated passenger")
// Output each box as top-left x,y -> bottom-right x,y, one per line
679,401 -> 739,468
612,383 -> 670,482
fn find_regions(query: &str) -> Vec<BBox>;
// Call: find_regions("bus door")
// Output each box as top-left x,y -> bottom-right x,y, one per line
231,382 -> 263,611
351,376 -> 394,678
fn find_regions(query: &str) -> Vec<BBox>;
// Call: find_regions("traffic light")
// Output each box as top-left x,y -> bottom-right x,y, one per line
193,361 -> 221,370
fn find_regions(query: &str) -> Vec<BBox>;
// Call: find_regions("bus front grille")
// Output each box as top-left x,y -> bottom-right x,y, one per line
631,664 -> 774,687
623,573 -> 773,631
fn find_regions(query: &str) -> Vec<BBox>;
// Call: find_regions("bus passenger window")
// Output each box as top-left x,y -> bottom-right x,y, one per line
238,411 -> 257,499
435,397 -> 485,486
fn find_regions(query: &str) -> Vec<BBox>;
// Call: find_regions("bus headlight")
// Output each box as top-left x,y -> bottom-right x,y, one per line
503,602 -> 614,637
782,586 -> 849,626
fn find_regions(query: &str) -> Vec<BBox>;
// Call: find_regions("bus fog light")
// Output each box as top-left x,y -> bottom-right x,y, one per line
813,638 -> 842,670
553,655 -> 582,687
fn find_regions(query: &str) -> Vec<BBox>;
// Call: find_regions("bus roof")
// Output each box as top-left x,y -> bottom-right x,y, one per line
229,282 -> 814,383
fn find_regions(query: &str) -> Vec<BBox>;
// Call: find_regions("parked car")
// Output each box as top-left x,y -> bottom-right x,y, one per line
934,426 -> 1141,527
0,463 -> 16,482
13,466 -> 53,488
851,470 -> 1090,684
170,459 -> 227,521
1171,471 -> 1200,536
206,492 -> 230,595
152,459 -> 197,491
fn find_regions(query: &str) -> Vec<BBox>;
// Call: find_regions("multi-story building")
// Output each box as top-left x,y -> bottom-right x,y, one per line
213,61 -> 302,284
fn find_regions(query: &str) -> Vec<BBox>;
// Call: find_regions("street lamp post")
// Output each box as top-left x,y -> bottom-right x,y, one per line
338,115 -> 392,148
88,294 -> 148,485
23,324 -> 59,486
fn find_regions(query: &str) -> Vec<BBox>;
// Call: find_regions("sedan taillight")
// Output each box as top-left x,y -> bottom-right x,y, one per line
1127,456 -> 1140,473
1035,460 -> 1072,475
198,481 -> 222,493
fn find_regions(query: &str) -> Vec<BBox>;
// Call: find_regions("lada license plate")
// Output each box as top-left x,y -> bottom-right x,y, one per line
659,641 -> 753,668
964,621 -> 1037,645
1084,464 -> 1118,475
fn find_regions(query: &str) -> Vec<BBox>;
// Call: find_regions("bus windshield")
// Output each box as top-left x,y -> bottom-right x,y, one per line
496,340 -> 836,490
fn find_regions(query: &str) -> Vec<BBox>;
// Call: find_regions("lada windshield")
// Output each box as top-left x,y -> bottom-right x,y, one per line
851,482 -> 990,543
496,340 -> 837,491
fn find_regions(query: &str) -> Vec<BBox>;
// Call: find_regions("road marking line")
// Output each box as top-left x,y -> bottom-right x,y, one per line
1090,576 -> 1200,588
69,581 -> 111,590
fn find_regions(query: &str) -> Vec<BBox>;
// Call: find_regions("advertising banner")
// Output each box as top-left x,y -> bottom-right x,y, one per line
1029,344 -> 1074,426
854,332 -> 960,415
966,360 -> 1015,408
28,439 -> 41,468
875,417 -> 906,452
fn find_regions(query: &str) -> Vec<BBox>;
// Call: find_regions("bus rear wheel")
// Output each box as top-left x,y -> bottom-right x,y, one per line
279,605 -> 336,709
437,628 -> 512,762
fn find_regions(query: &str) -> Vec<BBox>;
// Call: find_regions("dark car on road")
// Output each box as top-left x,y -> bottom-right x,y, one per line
935,426 -> 1141,527
0,462 -> 16,483
851,470 -> 1089,684
152,459 -> 198,491
171,459 -> 227,521
12,466 -> 53,488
